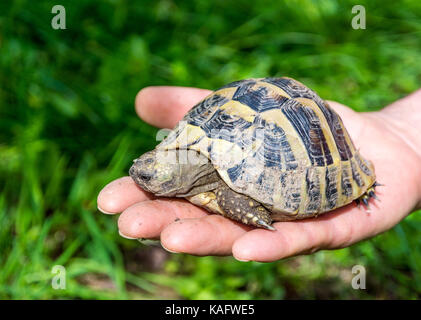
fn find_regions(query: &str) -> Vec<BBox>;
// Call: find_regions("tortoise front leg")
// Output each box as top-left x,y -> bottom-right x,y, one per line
214,185 -> 275,230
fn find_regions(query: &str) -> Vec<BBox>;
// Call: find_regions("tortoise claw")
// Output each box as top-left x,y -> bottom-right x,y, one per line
357,182 -> 382,212
362,196 -> 369,207
368,190 -> 380,202
368,183 -> 381,202
360,196 -> 371,212
258,219 -> 276,231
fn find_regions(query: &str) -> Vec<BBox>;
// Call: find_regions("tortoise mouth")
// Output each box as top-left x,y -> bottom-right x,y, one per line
129,161 -> 152,191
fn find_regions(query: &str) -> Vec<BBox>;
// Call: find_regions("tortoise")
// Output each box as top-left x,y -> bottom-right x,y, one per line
129,77 -> 377,230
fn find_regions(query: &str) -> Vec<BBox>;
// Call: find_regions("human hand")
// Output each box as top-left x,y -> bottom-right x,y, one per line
97,86 -> 421,262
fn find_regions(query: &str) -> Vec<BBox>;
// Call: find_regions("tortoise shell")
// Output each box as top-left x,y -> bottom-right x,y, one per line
157,77 -> 376,219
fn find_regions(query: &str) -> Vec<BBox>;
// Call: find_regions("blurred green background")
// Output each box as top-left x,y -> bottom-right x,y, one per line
1,0 -> 421,299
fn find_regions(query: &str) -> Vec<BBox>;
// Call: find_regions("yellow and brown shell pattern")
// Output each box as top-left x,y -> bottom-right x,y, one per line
158,77 -> 378,220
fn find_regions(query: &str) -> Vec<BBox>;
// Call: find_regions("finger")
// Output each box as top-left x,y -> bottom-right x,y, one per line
135,86 -> 212,129
160,214 -> 250,256
232,219 -> 336,262
97,176 -> 154,214
231,204 -> 388,262
117,199 -> 209,239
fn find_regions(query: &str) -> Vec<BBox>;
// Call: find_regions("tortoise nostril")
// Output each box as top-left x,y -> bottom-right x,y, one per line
129,165 -> 136,176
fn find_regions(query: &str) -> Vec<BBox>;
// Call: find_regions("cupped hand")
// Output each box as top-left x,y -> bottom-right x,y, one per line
97,86 -> 421,262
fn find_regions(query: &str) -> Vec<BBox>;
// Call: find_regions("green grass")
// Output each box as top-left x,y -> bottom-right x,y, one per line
1,0 -> 421,299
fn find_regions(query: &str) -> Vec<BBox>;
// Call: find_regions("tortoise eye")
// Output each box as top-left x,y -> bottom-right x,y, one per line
139,173 -> 151,182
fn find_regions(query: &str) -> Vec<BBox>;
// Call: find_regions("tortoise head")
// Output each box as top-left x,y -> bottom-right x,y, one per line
130,149 -> 184,197
130,149 -> 215,197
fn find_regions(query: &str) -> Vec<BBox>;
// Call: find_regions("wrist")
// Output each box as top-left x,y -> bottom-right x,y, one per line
376,89 -> 421,209
379,89 -> 421,159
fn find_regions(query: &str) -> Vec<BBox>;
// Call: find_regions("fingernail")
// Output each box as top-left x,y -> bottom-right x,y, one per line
118,230 -> 138,240
137,238 -> 161,246
234,256 -> 250,262
161,242 -> 179,254
97,205 -> 115,215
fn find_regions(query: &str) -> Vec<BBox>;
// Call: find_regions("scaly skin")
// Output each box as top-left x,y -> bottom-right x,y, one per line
97,86 -> 421,262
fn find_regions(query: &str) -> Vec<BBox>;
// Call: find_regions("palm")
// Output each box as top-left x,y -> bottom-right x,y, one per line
97,86 -> 421,262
